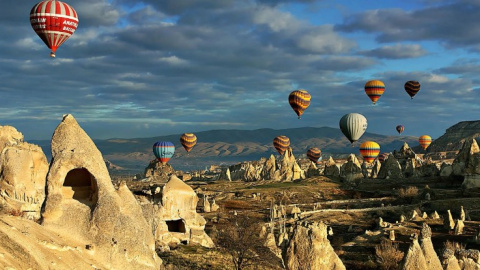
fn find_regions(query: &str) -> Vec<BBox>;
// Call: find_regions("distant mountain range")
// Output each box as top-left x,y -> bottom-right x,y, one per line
419,120 -> 480,153
32,126 -> 419,172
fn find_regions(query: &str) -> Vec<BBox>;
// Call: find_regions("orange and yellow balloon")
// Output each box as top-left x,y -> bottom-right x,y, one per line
307,147 -> 322,163
180,133 -> 197,152
273,135 -> 290,155
419,135 -> 432,150
359,141 -> 380,163
364,80 -> 385,105
288,89 -> 311,119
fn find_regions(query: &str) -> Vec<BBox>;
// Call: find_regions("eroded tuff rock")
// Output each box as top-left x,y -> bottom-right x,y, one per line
377,154 -> 403,179
324,156 -> 340,177
340,154 -> 363,183
420,223 -> 443,270
402,233 -> 428,270
152,175 -> 214,251
285,222 -> 345,270
41,114 -> 161,269
144,160 -> 176,182
451,138 -> 480,189
0,141 -> 48,221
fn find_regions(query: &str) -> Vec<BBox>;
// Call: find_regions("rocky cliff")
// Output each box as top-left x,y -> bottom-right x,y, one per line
423,121 -> 480,153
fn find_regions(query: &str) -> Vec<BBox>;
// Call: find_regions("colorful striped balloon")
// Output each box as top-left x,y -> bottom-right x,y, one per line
404,81 -> 421,99
419,135 -> 432,150
359,141 -> 380,163
153,141 -> 175,164
364,80 -> 385,105
377,152 -> 389,163
180,133 -> 197,152
307,147 -> 322,163
273,135 -> 290,155
289,89 -> 311,119
396,125 -> 404,134
30,0 -> 79,57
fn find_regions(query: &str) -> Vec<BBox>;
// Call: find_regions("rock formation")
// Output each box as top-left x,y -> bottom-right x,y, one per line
377,154 -> 403,179
153,175 -> 214,251
306,162 -> 320,177
442,248 -> 462,270
284,222 -> 345,270
419,223 -> 443,270
454,220 -> 464,235
451,138 -> 480,189
41,114 -> 161,269
444,210 -> 455,230
370,160 -> 381,179
0,128 -> 48,221
340,154 -> 363,183
402,233 -> 428,270
324,156 -> 340,177
279,147 -> 305,181
144,160 -> 176,182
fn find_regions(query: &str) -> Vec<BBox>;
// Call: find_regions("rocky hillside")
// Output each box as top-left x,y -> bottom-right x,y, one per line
32,127 -> 418,171
417,120 -> 480,153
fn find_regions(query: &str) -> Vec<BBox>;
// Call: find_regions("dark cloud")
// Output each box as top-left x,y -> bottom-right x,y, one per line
360,44 -> 428,59
336,0 -> 480,49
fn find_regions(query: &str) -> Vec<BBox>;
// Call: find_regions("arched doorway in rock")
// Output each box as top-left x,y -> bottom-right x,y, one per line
165,219 -> 186,233
62,168 -> 98,208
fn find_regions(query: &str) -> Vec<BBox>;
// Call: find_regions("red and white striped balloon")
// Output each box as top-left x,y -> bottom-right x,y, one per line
30,0 -> 78,57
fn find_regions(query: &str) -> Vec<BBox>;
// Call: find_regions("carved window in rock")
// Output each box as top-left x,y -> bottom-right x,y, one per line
166,219 -> 186,233
62,168 -> 98,207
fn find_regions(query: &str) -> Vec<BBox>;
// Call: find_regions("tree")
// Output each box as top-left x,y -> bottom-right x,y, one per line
216,213 -> 282,270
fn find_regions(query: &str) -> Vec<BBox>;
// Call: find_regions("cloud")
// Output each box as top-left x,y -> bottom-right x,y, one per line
360,44 -> 428,59
336,0 -> 480,49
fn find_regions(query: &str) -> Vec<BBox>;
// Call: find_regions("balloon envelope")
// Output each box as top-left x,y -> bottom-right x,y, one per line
339,113 -> 368,144
396,125 -> 404,134
30,0 -> 79,57
307,147 -> 322,163
377,152 -> 389,163
180,133 -> 197,152
273,136 -> 290,155
288,90 -> 311,119
419,135 -> 432,150
359,141 -> 380,163
404,81 -> 421,99
153,141 -> 175,164
364,80 -> 385,105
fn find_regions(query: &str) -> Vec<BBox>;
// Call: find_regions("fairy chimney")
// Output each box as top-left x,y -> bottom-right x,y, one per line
154,175 -> 214,251
41,114 -> 161,269
0,139 -> 48,221
420,223 -> 443,270
285,222 -> 345,270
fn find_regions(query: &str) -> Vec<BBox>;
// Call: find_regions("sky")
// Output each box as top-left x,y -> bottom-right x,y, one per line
1,0 -> 480,140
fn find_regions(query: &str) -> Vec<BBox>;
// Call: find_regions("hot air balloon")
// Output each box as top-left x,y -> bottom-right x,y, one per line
273,136 -> 290,155
359,141 -> 380,163
419,135 -> 432,150
180,133 -> 197,152
30,0 -> 79,57
153,141 -> 175,164
364,80 -> 385,105
377,152 -> 389,163
339,113 -> 368,144
404,81 -> 421,99
307,147 -> 322,163
289,90 -> 311,119
396,125 -> 404,134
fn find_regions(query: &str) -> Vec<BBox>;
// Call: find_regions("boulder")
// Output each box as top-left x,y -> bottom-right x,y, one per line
284,222 -> 345,270
41,114 -> 161,269
0,141 -> 48,220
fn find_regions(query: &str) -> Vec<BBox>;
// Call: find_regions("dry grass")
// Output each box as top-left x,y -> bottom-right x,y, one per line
375,239 -> 404,270
398,186 -> 419,198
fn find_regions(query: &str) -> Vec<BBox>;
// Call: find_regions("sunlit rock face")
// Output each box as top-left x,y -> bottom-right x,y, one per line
0,125 -> 48,221
151,175 -> 214,251
41,114 -> 161,270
